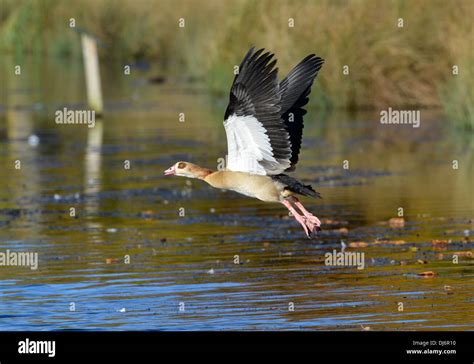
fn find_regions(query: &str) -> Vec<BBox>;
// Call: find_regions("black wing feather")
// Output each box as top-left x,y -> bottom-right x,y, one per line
224,47 -> 292,168
279,55 -> 324,170
271,174 -> 321,199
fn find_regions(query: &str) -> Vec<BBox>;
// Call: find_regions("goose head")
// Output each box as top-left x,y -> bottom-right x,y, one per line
164,161 -> 212,179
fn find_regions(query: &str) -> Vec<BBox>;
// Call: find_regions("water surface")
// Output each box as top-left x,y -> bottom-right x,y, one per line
0,56 -> 472,330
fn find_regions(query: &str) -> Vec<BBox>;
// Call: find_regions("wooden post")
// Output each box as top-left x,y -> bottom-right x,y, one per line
81,33 -> 103,115
84,120 -> 103,218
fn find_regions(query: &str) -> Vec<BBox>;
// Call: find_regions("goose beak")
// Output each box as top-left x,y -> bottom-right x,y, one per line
164,166 -> 176,176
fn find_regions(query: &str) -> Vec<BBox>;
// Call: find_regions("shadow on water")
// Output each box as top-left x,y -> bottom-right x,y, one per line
0,55 -> 472,330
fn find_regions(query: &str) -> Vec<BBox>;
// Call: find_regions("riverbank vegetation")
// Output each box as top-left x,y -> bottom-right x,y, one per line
0,0 -> 472,129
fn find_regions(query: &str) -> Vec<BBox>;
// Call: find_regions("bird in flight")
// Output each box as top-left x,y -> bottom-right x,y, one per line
165,47 -> 324,237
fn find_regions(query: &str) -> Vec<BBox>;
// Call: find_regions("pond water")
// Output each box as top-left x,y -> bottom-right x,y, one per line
0,56 -> 472,330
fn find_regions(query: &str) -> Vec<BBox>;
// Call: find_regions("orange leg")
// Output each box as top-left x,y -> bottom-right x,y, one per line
292,197 -> 321,231
282,200 -> 311,238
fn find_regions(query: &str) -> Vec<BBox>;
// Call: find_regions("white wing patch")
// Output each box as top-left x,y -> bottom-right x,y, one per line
224,114 -> 278,175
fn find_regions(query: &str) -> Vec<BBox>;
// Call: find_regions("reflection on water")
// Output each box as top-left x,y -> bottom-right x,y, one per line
0,56 -> 472,330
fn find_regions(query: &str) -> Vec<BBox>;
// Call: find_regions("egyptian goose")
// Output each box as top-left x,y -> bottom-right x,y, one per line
165,47 -> 324,237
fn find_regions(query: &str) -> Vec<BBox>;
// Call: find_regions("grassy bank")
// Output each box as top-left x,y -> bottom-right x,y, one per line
0,0 -> 472,129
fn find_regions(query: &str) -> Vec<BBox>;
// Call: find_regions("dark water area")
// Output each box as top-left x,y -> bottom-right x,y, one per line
0,56 -> 472,330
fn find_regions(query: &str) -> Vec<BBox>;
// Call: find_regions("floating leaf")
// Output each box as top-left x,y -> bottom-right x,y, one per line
349,242 -> 368,248
105,258 -> 120,264
389,240 -> 406,245
389,217 -> 405,228
432,239 -> 450,245
338,227 -> 349,235
418,271 -> 436,277
452,251 -> 473,257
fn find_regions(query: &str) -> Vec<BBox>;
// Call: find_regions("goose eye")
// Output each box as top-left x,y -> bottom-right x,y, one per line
177,162 -> 187,169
